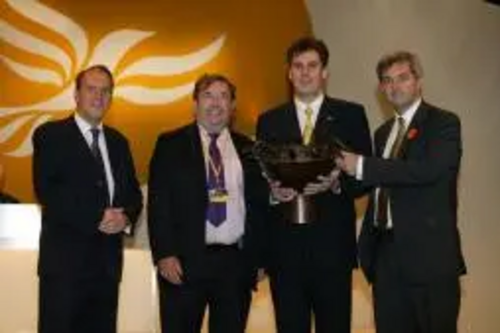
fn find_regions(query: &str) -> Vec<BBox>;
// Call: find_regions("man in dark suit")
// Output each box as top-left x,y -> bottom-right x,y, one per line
256,37 -> 372,333
337,51 -> 466,333
32,65 -> 143,333
148,74 -> 268,333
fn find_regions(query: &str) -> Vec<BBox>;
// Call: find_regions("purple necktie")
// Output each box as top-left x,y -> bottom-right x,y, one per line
206,133 -> 227,227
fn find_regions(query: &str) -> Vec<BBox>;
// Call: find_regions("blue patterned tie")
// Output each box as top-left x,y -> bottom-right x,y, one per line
206,133 -> 226,227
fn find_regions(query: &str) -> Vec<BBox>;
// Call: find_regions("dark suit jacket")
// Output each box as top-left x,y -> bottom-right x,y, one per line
147,123 -> 268,285
32,116 -> 143,281
358,102 -> 466,283
256,96 -> 372,272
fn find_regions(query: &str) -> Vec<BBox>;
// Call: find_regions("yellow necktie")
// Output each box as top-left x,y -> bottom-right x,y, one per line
302,107 -> 313,145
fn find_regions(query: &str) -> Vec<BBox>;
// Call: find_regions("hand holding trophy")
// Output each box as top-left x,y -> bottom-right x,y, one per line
253,141 -> 343,224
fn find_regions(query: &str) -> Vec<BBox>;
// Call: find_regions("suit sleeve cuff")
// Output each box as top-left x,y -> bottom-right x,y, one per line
269,194 -> 280,205
355,156 -> 364,181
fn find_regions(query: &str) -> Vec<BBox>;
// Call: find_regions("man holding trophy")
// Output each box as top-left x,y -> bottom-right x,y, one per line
256,37 -> 372,333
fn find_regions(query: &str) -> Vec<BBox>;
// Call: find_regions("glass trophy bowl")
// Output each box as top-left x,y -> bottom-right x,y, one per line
253,142 -> 340,224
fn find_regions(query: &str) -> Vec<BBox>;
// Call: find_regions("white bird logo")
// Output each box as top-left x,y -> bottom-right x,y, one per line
0,0 -> 226,157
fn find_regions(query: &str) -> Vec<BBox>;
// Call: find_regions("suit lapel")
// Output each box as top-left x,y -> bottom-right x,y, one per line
230,131 -> 256,180
103,127 -> 120,203
231,132 -> 245,159
377,102 -> 429,159
283,102 -> 303,144
103,128 -> 118,176
231,131 -> 256,160
187,124 -> 209,204
398,102 -> 429,159
313,97 -> 339,145
377,120 -> 394,157
66,116 -> 106,171
66,116 -> 94,159
66,116 -> 111,203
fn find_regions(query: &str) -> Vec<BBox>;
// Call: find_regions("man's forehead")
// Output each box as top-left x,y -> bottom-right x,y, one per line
81,70 -> 112,85
292,50 -> 321,63
202,81 -> 230,93
384,62 -> 412,75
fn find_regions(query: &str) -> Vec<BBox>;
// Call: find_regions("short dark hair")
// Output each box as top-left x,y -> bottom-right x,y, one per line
193,73 -> 236,101
75,65 -> 114,90
376,51 -> 424,81
286,36 -> 329,67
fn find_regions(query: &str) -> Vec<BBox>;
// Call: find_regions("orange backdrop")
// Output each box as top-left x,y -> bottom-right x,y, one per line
0,0 -> 311,202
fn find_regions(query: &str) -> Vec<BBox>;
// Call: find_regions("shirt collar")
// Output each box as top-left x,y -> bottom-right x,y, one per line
396,98 -> 422,127
198,124 -> 230,144
294,94 -> 325,114
74,112 -> 103,135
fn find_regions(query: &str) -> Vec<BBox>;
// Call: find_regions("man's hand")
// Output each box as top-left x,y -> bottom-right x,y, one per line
303,168 -> 341,196
98,208 -> 129,234
257,268 -> 267,283
336,151 -> 360,177
269,180 -> 297,203
158,256 -> 184,285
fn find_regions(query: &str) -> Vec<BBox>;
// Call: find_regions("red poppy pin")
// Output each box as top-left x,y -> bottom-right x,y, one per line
407,128 -> 418,140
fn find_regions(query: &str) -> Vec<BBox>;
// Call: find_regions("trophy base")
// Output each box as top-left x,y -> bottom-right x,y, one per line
281,195 -> 317,224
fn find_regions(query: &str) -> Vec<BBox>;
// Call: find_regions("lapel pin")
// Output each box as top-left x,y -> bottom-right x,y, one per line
407,128 -> 418,140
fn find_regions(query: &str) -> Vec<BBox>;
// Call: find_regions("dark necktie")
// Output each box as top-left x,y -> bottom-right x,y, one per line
206,133 -> 227,227
375,116 -> 406,229
90,128 -> 110,204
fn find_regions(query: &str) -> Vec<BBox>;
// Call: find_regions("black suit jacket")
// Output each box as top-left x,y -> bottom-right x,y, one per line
358,102 -> 466,283
147,124 -> 268,284
256,96 -> 372,271
32,116 -> 143,280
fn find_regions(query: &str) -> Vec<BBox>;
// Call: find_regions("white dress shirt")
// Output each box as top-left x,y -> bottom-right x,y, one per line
199,126 -> 246,245
293,94 -> 343,194
356,98 -> 421,228
295,94 -> 324,135
74,113 -> 115,204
